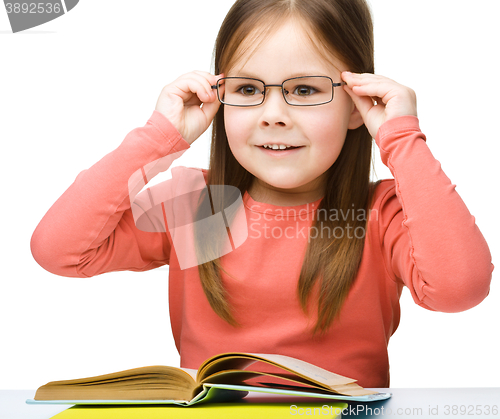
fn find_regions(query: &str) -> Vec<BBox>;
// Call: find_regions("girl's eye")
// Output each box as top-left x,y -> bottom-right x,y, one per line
237,85 -> 261,96
293,85 -> 317,96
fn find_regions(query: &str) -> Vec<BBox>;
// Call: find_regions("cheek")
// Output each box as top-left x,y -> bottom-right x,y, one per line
305,108 -> 350,151
224,108 -> 251,148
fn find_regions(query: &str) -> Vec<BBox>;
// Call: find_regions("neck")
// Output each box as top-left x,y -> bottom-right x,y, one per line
248,176 -> 325,207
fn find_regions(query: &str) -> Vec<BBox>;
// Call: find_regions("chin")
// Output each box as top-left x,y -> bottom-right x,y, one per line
260,176 -> 310,191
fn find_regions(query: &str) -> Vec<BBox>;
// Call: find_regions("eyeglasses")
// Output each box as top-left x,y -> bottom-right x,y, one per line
211,76 -> 346,107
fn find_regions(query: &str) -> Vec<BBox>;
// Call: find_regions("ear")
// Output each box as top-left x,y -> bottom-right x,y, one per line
348,104 -> 364,130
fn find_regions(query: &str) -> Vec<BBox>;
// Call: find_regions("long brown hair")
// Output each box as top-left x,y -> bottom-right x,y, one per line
196,0 -> 376,333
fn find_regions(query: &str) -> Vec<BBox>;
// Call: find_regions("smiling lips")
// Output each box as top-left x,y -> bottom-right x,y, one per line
257,144 -> 304,156
260,144 -> 302,150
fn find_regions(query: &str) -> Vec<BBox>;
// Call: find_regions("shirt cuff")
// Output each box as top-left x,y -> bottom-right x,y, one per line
375,115 -> 424,146
147,110 -> 191,154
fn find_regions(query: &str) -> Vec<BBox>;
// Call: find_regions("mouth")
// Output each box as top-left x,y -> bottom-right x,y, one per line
260,144 -> 301,150
258,144 -> 303,151
257,144 -> 304,157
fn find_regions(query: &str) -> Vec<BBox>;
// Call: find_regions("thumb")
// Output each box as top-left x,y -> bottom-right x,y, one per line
200,96 -> 222,126
343,85 -> 373,120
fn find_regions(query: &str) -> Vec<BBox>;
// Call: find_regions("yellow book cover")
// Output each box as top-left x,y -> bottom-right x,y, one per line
49,402 -> 349,419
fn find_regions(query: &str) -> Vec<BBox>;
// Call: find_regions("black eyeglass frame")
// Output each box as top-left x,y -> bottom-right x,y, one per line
210,76 -> 347,107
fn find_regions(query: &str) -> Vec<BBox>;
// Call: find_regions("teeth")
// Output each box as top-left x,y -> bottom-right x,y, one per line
263,144 -> 294,149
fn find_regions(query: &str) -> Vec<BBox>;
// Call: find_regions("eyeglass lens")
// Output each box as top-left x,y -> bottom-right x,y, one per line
218,77 -> 334,106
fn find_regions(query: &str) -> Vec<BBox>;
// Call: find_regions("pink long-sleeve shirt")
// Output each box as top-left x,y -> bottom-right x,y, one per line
31,111 -> 493,388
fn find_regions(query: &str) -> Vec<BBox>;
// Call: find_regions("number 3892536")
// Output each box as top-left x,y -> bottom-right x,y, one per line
5,3 -> 62,14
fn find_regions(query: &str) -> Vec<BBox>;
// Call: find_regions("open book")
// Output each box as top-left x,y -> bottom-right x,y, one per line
27,352 -> 391,406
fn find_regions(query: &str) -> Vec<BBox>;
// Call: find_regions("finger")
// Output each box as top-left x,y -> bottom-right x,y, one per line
344,72 -> 408,104
200,96 -> 222,124
193,70 -> 225,87
343,72 -> 388,94
342,72 -> 394,85
188,71 -> 225,101
181,73 -> 215,101
350,83 -> 397,106
173,77 -> 214,104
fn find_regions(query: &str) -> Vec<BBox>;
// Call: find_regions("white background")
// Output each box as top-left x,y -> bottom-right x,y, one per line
0,0 -> 498,390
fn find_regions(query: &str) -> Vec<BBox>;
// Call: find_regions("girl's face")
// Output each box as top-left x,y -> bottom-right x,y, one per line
224,19 -> 363,205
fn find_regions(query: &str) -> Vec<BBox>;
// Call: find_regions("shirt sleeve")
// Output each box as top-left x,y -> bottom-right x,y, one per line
30,111 -> 190,278
376,116 -> 493,312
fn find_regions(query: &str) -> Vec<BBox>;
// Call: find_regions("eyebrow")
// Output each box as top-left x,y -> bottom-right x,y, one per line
231,71 -> 333,80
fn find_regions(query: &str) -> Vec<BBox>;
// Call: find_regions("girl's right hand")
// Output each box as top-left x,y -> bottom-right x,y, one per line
155,71 -> 224,145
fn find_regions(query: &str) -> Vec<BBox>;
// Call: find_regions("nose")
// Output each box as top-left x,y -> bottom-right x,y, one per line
259,86 -> 292,128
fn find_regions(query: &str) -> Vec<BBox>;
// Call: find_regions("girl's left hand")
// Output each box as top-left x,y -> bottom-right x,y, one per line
342,72 -> 418,139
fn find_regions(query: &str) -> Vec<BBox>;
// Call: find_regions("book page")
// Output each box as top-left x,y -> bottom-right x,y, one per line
247,354 -> 356,387
197,353 -> 377,396
198,353 -> 354,387
34,366 -> 197,401
180,368 -> 198,382
201,370 -> 337,391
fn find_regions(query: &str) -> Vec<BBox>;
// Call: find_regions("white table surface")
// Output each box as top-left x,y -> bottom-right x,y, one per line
1,388 -> 499,419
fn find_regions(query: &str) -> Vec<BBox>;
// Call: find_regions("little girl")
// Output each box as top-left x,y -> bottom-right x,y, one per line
31,0 -> 492,388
